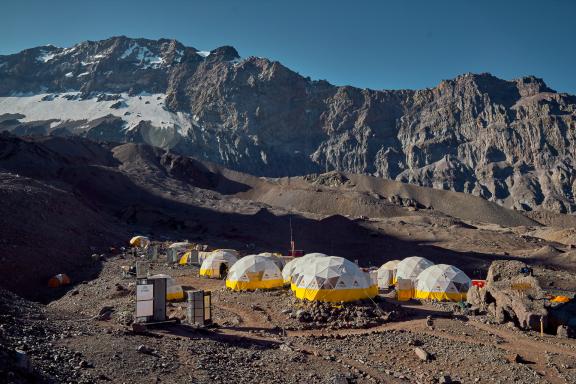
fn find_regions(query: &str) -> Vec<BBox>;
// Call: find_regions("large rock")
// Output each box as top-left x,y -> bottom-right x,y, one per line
470,260 -> 548,331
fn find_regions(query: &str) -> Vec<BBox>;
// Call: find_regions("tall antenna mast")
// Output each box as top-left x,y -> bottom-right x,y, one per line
289,217 -> 295,256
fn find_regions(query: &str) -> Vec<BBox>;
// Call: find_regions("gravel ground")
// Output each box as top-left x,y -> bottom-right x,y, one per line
2,253 -> 575,384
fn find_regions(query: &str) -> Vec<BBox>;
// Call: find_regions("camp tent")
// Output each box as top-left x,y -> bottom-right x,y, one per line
213,249 -> 239,258
130,235 -> 150,248
414,264 -> 471,301
179,251 -> 198,265
259,252 -> 286,269
289,253 -> 328,290
48,273 -> 71,288
169,242 -> 194,251
396,278 -> 413,301
292,256 -> 378,303
395,256 -> 434,284
282,258 -> 300,285
149,274 -> 184,301
225,255 -> 283,291
200,251 -> 238,279
377,260 -> 401,289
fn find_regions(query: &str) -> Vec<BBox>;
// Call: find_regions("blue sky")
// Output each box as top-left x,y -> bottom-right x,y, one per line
1,0 -> 575,93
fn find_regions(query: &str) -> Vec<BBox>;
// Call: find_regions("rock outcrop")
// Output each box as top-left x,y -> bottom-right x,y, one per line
468,260 -> 548,331
1,36 -> 576,213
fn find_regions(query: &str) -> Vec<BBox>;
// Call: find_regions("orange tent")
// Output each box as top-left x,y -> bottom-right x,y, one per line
551,296 -> 571,303
48,273 -> 71,288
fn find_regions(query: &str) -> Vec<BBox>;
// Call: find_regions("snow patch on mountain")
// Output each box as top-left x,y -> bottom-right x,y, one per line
197,51 -> 210,57
120,43 -> 165,68
0,93 -> 194,133
36,50 -> 57,63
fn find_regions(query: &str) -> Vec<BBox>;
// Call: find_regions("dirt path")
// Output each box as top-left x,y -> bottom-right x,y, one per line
213,300 -> 576,384
469,321 -> 576,384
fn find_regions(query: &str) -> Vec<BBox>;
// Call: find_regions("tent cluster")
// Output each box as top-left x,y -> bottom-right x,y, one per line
131,237 -> 471,304
227,252 -> 378,303
375,256 -> 472,302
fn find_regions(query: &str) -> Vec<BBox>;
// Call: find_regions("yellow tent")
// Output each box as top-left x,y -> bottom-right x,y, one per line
292,256 -> 378,303
225,255 -> 283,291
129,235 -> 150,248
200,251 -> 238,279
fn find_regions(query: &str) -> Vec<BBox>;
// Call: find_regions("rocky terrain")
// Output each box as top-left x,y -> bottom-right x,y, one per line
2,255 -> 575,384
1,133 -> 576,383
1,36 -> 576,213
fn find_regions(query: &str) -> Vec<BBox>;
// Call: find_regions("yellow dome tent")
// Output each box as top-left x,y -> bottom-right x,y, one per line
200,251 -> 238,279
376,260 -> 401,289
414,264 -> 471,302
225,255 -> 283,291
130,235 -> 150,248
293,256 -> 378,303
179,251 -> 195,265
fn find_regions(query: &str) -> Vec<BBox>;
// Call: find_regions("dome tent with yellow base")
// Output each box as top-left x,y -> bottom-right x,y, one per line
129,235 -> 150,248
414,264 -> 471,302
293,256 -> 378,303
395,256 -> 434,300
149,274 -> 184,301
282,257 -> 300,285
394,256 -> 434,283
226,255 -> 283,291
376,260 -> 401,289
200,251 -> 238,279
287,253 -> 327,290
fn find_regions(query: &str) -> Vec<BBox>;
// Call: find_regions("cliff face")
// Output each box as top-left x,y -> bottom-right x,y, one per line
1,36 -> 575,213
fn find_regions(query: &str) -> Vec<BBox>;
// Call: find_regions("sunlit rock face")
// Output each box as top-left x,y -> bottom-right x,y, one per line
1,36 -> 575,213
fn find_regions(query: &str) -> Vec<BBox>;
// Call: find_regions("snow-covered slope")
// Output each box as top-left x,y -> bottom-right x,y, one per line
0,92 -> 193,133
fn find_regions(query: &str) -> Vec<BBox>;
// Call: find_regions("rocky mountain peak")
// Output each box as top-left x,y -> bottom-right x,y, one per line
0,37 -> 575,214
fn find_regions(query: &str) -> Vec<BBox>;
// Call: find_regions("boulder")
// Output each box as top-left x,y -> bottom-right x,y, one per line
470,260 -> 548,331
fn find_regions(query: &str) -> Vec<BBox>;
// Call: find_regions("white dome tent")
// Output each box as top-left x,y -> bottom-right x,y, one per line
200,251 -> 238,279
293,256 -> 378,302
282,258 -> 300,285
395,257 -> 434,283
258,252 -> 286,269
376,260 -> 401,289
415,264 -> 472,302
287,253 -> 328,290
225,255 -> 283,291
394,256 -> 434,301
